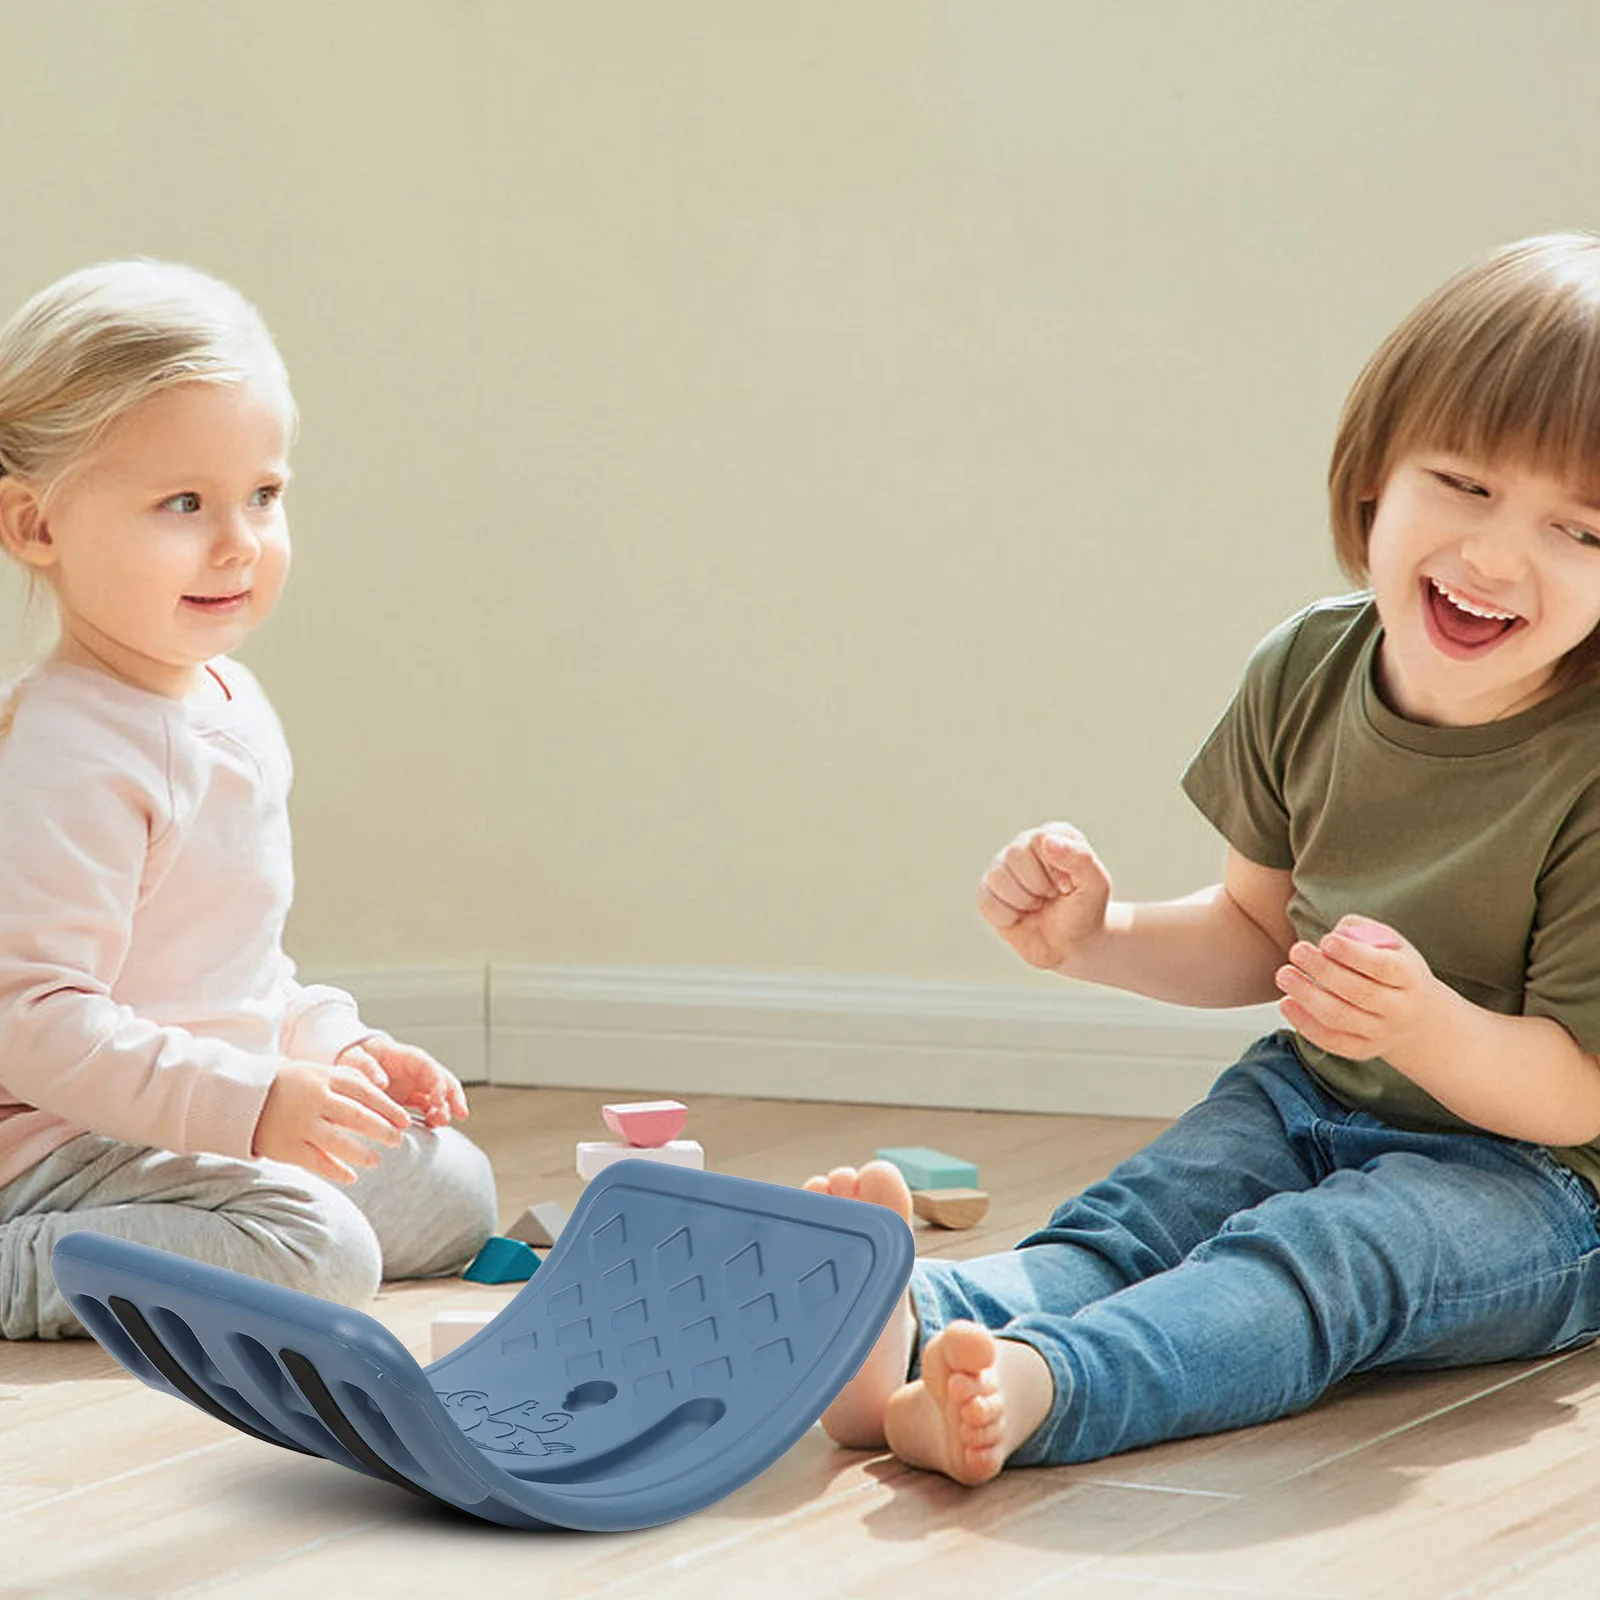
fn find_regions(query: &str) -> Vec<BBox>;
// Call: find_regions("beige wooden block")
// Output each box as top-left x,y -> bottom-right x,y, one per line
910,1186 -> 991,1228
505,1200 -> 569,1248
429,1308 -> 497,1362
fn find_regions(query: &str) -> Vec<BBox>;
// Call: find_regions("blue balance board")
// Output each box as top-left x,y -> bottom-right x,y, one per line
49,1159 -> 914,1531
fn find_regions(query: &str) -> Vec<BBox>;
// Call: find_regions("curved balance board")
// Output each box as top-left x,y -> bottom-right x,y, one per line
50,1160 -> 913,1532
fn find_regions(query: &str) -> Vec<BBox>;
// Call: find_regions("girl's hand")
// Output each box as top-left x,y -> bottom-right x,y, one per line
253,1059 -> 410,1185
338,1033 -> 469,1129
976,823 -> 1113,970
1274,915 -> 1447,1063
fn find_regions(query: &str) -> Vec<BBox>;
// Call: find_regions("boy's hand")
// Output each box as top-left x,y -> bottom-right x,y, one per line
1274,915 -> 1448,1063
338,1033 -> 469,1129
253,1059 -> 411,1185
977,823 -> 1113,970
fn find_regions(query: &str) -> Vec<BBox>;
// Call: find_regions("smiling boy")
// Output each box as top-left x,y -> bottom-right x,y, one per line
808,232 -> 1600,1485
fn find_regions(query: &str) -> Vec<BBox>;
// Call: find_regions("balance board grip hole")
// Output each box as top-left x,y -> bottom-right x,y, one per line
229,1332 -> 297,1406
72,1292 -> 151,1378
148,1304 -> 226,1387
107,1296 -> 309,1454
146,1307 -> 289,1443
278,1348 -> 440,1503
339,1380 -> 429,1479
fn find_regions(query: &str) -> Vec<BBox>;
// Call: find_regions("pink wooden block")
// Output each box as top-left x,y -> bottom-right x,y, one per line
1342,917 -> 1403,949
602,1099 -> 688,1147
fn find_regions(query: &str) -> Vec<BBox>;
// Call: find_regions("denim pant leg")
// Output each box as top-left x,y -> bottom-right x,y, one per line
1005,1125 -> 1600,1467
910,1033 -> 1323,1377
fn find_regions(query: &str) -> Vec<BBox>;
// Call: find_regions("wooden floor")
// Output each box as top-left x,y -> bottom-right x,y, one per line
6,1085 -> 1600,1598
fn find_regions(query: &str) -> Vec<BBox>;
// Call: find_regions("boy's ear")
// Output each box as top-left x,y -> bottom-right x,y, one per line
0,477 -> 58,568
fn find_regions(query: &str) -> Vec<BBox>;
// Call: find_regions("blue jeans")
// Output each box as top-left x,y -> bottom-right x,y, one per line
908,1032 -> 1600,1466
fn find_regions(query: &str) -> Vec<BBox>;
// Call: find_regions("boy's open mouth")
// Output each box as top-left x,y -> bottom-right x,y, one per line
1421,576 -> 1524,658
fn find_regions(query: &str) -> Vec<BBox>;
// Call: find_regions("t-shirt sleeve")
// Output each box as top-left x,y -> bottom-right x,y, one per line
1178,611 -> 1308,871
1522,795 -> 1600,1054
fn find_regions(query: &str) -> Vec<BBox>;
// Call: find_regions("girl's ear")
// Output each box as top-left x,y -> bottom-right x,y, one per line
0,478 -> 57,569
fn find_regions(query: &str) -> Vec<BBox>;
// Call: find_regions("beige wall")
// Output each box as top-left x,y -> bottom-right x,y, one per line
1,2 -> 1596,985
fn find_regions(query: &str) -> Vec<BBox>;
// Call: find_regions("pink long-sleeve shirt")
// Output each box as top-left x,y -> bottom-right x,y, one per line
0,656 -> 371,1191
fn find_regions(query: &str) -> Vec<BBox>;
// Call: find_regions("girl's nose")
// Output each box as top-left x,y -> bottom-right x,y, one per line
214,511 -> 262,563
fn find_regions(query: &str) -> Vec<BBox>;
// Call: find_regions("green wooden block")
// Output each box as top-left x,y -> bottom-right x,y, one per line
875,1146 -> 979,1191
461,1235 -> 541,1284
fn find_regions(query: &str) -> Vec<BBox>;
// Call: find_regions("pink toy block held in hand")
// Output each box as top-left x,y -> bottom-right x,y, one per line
602,1099 -> 688,1148
1341,916 -> 1404,949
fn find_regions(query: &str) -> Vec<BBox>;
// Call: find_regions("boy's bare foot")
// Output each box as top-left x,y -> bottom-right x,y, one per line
882,1320 -> 1054,1485
803,1160 -> 918,1448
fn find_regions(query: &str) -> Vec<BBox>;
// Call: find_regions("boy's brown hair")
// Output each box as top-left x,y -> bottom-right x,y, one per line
1330,233 -> 1600,642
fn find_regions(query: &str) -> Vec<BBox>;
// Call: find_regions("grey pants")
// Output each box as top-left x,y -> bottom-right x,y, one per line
0,1123 -> 498,1339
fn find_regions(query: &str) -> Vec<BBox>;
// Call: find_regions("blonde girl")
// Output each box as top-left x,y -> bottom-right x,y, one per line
0,260 -> 495,1339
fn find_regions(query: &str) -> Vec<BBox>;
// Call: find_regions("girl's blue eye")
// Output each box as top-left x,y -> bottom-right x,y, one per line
251,484 -> 283,508
163,492 -> 202,514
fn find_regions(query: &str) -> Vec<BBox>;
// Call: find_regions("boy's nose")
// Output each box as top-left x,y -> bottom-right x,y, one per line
1457,527 -> 1529,586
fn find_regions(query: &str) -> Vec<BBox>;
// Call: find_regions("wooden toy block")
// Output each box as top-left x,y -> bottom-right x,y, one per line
577,1138 -> 704,1182
505,1200 -> 570,1249
461,1235 -> 541,1284
602,1099 -> 688,1147
430,1308 -> 496,1362
910,1187 -> 991,1229
875,1145 -> 979,1190
1342,917 -> 1403,949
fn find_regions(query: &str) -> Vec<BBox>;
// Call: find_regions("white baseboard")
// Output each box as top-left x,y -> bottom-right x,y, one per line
487,966 -> 1283,1120
309,962 -> 1284,1118
305,965 -> 490,1084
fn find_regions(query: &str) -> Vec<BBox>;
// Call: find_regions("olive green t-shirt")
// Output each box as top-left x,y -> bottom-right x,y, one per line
1181,593 -> 1600,1189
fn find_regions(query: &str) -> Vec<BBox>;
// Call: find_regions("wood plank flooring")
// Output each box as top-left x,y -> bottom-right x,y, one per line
5,1084 -> 1598,1598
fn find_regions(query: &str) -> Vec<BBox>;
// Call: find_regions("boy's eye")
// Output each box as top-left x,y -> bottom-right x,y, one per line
1433,471 -> 1489,497
1561,523 -> 1600,550
162,491 -> 202,514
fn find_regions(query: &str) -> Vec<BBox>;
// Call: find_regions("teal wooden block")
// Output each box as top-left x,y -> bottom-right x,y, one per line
462,1235 -> 541,1284
875,1146 -> 979,1191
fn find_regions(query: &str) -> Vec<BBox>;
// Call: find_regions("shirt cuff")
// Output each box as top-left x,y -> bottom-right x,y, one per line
180,1045 -> 282,1161
281,984 -> 372,1066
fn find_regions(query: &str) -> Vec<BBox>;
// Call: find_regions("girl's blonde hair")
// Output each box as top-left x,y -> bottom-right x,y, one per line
0,258 -> 294,511
0,260 -> 292,736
